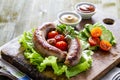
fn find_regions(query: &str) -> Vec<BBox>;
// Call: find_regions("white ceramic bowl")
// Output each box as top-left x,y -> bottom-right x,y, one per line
57,11 -> 82,26
75,2 -> 96,19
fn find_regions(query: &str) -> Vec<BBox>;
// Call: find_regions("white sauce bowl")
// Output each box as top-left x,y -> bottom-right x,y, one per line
57,11 -> 82,26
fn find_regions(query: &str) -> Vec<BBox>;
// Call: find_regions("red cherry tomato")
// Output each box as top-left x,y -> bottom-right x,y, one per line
55,34 -> 65,42
88,37 -> 100,46
47,31 -> 58,39
100,40 -> 112,51
55,41 -> 67,51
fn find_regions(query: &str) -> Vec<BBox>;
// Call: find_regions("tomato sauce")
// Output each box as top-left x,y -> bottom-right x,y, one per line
77,4 -> 95,13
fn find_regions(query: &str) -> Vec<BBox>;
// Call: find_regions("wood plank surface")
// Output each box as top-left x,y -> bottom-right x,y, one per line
0,0 -> 120,46
0,11 -> 120,80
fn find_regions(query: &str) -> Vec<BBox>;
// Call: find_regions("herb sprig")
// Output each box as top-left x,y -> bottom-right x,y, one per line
56,24 -> 79,39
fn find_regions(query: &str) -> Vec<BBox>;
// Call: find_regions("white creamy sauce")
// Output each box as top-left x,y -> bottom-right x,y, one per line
60,14 -> 79,23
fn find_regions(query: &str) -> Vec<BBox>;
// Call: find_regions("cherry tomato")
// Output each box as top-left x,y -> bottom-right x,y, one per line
47,38 -> 56,46
88,37 -> 100,46
91,27 -> 102,38
47,31 -> 58,39
55,41 -> 67,51
55,34 -> 65,42
100,40 -> 112,51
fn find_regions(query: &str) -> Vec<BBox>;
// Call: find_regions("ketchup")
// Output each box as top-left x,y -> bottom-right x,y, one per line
78,4 -> 95,13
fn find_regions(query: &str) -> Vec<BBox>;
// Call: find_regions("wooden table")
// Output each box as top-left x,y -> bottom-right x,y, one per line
0,0 -> 120,80
0,0 -> 120,46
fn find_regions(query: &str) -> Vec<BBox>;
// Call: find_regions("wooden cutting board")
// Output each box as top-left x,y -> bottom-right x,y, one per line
0,12 -> 120,80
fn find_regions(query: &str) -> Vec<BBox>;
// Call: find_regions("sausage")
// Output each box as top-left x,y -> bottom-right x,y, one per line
33,22 -> 81,66
64,38 -> 81,66
33,22 -> 67,61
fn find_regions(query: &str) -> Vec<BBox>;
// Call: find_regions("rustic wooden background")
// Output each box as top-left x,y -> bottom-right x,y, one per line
0,0 -> 120,46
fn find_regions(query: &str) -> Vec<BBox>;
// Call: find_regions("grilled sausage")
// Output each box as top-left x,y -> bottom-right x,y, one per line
64,38 -> 81,66
33,22 -> 67,61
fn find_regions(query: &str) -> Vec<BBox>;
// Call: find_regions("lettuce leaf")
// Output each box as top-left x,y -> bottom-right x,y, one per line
19,30 -> 34,49
80,40 -> 90,50
37,56 -> 67,75
66,50 -> 93,78
19,30 -> 44,65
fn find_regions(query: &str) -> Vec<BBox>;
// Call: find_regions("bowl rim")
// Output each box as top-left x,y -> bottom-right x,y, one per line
75,2 -> 96,14
57,11 -> 82,25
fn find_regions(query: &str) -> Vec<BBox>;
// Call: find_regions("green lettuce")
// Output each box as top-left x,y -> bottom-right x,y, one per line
37,56 -> 67,75
80,40 -> 90,50
19,30 -> 44,65
79,23 -> 116,50
19,28 -> 93,78
66,50 -> 93,78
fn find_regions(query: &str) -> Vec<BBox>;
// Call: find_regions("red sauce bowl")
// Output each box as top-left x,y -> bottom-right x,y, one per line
75,2 -> 96,19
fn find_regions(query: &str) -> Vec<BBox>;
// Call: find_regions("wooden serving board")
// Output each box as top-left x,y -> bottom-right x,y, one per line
0,12 -> 120,80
